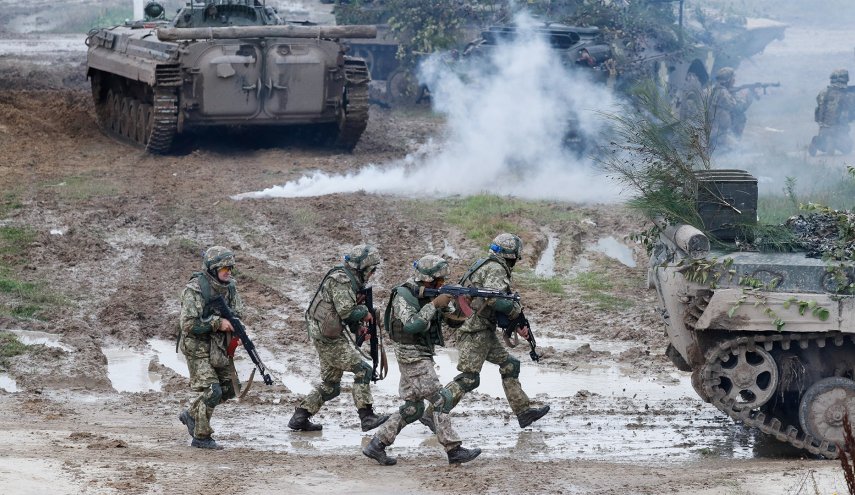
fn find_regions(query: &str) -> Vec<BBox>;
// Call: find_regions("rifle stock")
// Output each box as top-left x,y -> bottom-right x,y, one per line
212,296 -> 274,385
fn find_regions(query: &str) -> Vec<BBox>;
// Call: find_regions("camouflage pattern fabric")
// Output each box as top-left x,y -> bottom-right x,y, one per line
389,279 -> 443,364
443,255 -> 529,414
709,83 -> 753,149
448,329 -> 530,415
458,256 -> 521,334
812,85 -> 853,155
299,334 -> 374,413
376,359 -> 462,452
300,269 -> 374,414
179,272 -> 243,438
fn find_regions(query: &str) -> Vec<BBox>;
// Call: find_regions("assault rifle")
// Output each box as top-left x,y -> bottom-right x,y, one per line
212,296 -> 274,386
733,82 -> 780,95
355,287 -> 387,382
497,310 -> 540,362
417,284 -> 520,317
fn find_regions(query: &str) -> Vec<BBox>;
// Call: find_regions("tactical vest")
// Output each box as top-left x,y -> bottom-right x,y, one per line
384,284 -> 443,347
193,271 -> 237,319
306,265 -> 361,338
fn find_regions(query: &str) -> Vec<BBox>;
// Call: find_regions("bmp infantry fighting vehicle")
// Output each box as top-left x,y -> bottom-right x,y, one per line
650,170 -> 855,458
85,0 -> 376,153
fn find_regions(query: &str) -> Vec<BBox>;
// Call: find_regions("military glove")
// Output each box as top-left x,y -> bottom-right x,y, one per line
432,293 -> 453,308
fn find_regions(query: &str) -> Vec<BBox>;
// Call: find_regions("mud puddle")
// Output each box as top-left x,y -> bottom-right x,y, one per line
102,346 -> 162,393
0,373 -> 18,393
8,329 -> 73,352
535,232 -> 558,277
588,237 -> 636,267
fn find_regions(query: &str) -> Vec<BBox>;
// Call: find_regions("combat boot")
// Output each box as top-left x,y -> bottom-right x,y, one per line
178,409 -> 196,438
288,407 -> 323,431
358,405 -> 390,432
362,437 -> 397,465
517,405 -> 550,428
447,445 -> 482,465
191,436 -> 223,450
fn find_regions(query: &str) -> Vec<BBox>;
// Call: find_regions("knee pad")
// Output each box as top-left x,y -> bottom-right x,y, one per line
204,382 -> 223,408
453,372 -> 480,393
320,381 -> 341,401
354,361 -> 373,385
429,387 -> 455,414
499,356 -> 521,379
399,400 -> 425,424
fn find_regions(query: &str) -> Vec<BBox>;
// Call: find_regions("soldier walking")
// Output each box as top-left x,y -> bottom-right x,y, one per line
363,255 -> 482,466
177,246 -> 244,450
810,69 -> 853,156
437,233 -> 549,428
288,244 -> 389,432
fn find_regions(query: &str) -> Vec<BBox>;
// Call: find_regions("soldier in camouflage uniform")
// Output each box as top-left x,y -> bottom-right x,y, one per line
439,234 -> 549,428
177,246 -> 244,450
288,244 -> 390,432
709,67 -> 755,150
363,255 -> 482,466
810,69 -> 853,156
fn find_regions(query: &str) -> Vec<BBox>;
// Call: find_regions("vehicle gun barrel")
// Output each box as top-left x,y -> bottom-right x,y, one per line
156,25 -> 378,41
661,223 -> 710,258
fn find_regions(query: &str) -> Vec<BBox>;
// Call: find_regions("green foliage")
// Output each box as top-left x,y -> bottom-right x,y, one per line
569,271 -> 634,310
516,270 -> 566,295
0,192 -> 22,218
441,194 -> 581,245
0,332 -> 29,369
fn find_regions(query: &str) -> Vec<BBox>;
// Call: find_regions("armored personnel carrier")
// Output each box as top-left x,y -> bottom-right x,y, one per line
650,170 -> 855,458
85,0 -> 377,153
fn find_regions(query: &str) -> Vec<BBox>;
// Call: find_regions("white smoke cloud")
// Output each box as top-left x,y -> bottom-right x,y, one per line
234,12 -> 622,202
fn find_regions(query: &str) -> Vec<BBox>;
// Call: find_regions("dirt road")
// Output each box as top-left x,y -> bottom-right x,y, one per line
0,21 -> 848,495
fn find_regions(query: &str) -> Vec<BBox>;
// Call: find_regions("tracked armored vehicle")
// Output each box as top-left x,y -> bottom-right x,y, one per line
85,1 -> 376,153
650,170 -> 855,458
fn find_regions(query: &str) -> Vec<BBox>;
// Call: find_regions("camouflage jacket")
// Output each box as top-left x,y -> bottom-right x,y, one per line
816,86 -> 852,127
458,255 -> 522,334
386,279 -> 449,364
179,272 -> 244,366
305,266 -> 367,343
710,84 -> 752,133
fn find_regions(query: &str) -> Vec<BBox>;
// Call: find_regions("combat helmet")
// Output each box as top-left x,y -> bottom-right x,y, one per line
413,255 -> 450,283
203,246 -> 235,278
345,244 -> 381,272
491,233 -> 523,260
831,69 -> 849,87
715,67 -> 735,86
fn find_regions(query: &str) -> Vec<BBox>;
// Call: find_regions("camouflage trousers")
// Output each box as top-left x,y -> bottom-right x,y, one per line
299,334 -> 374,415
811,125 -> 853,155
376,358 -> 462,452
184,341 -> 238,439
445,329 -> 530,415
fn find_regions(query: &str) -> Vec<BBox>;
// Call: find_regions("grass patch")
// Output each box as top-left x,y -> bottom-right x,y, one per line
49,175 -> 121,201
0,331 -> 30,369
291,207 -> 320,227
0,192 -> 22,218
0,226 -> 36,258
0,275 -> 65,320
516,270 -> 567,295
569,271 -> 634,311
441,194 -> 582,246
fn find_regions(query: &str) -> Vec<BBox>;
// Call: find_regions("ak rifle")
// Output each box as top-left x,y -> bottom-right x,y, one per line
733,81 -> 780,95
212,296 -> 274,386
355,286 -> 387,382
417,284 -> 520,317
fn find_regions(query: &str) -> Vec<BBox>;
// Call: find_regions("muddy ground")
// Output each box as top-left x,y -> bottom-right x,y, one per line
0,18 -> 850,495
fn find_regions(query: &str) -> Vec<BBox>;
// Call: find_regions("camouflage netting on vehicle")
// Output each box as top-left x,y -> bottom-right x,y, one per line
785,210 -> 855,260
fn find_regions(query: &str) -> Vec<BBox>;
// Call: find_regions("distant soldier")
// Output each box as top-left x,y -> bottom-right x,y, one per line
177,246 -> 244,450
436,233 -> 549,428
287,244 -> 389,432
363,255 -> 482,466
809,69 -> 853,156
709,67 -> 755,149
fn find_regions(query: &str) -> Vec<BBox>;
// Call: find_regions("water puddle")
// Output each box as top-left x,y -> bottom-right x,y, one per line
0,373 -> 19,393
102,346 -> 162,393
535,335 -> 635,354
534,232 -> 558,277
588,236 -> 636,268
441,239 -> 459,260
8,329 -> 73,352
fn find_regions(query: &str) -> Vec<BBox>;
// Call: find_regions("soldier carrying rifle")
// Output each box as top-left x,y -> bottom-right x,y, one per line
434,233 -> 550,428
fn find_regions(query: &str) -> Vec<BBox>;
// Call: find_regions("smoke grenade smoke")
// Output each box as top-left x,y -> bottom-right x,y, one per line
235,13 -> 621,202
